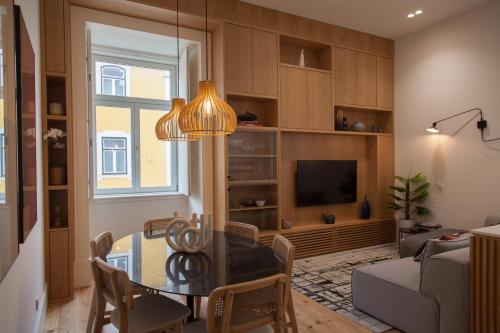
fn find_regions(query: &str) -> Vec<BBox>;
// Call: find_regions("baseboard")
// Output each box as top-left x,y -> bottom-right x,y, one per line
34,284 -> 47,333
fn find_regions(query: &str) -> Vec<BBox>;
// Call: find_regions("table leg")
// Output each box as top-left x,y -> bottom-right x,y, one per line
186,295 -> 195,323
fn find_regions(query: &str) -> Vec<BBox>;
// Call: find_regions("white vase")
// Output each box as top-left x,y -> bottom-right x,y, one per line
299,49 -> 305,67
400,219 -> 416,229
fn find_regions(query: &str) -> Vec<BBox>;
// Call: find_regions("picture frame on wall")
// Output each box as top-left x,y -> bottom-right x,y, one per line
14,5 -> 37,243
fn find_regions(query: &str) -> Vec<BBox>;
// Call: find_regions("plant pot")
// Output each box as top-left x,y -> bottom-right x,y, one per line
49,167 -> 67,185
399,219 -> 416,229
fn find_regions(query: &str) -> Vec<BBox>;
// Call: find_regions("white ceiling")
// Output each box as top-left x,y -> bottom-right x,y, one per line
241,0 -> 492,39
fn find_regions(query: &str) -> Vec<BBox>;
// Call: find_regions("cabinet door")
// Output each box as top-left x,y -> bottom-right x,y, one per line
333,47 -> 356,105
252,29 -> 278,97
225,24 -> 253,94
307,71 -> 333,130
377,56 -> 394,109
280,66 -> 307,129
49,230 -> 70,299
356,52 -> 377,107
44,0 -> 66,72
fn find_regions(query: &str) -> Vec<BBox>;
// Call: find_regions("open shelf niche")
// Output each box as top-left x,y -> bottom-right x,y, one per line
280,35 -> 332,71
334,105 -> 393,135
227,94 -> 278,128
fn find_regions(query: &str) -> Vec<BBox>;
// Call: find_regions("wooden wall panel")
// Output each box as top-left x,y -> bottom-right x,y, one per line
44,0 -> 65,72
49,230 -> 70,299
377,56 -> 394,109
355,52 -> 377,107
307,71 -> 333,130
333,47 -> 356,105
225,24 -> 253,94
252,29 -> 278,96
377,136 -> 394,218
279,66 -> 308,129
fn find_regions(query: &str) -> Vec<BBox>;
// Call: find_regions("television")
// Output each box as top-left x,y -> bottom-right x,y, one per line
296,160 -> 357,207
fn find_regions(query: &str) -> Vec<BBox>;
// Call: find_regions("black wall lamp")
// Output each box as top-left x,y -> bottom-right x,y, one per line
427,107 -> 500,142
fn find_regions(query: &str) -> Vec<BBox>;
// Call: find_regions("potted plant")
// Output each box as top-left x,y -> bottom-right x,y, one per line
388,172 -> 431,229
43,128 -> 67,185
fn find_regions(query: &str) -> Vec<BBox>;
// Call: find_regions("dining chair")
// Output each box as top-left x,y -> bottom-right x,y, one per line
183,273 -> 290,333
91,257 -> 191,333
224,221 -> 259,241
87,231 -> 149,333
273,235 -> 298,333
143,211 -> 179,235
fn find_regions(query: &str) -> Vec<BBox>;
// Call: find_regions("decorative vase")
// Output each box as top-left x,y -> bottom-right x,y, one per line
400,219 -> 416,229
282,219 -> 293,229
360,195 -> 371,220
49,167 -> 66,185
351,121 -> 366,132
299,49 -> 305,67
237,111 -> 258,122
342,117 -> 349,131
322,214 -> 336,224
165,213 -> 213,254
48,102 -> 65,115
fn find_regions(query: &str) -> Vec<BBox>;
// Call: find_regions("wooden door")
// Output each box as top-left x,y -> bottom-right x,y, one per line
225,24 -> 253,94
280,66 -> 307,129
356,52 -> 377,107
252,29 -> 278,97
333,47 -> 356,105
377,56 -> 394,109
307,71 -> 333,130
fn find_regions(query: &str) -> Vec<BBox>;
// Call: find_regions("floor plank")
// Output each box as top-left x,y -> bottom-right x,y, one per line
44,287 -> 400,333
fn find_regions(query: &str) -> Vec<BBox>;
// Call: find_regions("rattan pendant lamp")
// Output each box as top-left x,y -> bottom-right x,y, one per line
178,0 -> 237,136
155,0 -> 199,141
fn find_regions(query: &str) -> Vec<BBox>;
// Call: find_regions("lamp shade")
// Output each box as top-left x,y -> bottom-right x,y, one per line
426,125 -> 439,133
178,81 -> 237,136
156,98 -> 199,141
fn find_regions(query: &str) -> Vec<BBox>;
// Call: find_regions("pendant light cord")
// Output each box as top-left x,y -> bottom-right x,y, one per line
205,0 -> 208,80
177,0 -> 180,95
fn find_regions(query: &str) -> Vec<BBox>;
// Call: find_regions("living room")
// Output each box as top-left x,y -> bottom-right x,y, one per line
0,0 -> 499,332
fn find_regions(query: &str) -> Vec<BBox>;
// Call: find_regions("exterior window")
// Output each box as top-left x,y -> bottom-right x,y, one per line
0,133 -> 5,177
102,137 -> 127,175
101,65 -> 125,96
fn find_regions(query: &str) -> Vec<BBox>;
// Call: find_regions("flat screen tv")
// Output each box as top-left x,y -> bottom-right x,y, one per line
296,160 -> 357,207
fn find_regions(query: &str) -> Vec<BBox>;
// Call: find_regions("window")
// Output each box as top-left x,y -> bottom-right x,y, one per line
0,133 -> 5,177
101,65 -> 125,96
92,55 -> 178,196
102,137 -> 127,175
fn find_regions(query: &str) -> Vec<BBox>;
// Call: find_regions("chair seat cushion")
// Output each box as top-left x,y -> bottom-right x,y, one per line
352,257 -> 439,333
182,320 -> 274,333
110,294 -> 190,333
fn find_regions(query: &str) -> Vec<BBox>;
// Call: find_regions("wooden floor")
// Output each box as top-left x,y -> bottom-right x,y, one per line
44,287 -> 400,333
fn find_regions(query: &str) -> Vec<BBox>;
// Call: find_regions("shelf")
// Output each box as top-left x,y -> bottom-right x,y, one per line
47,115 -> 67,121
236,126 -> 279,132
282,218 -> 395,233
225,91 -> 278,100
229,180 -> 278,186
335,103 -> 393,112
229,205 -> 278,212
49,226 -> 68,232
46,71 -> 66,78
48,185 -> 68,191
279,63 -> 332,74
229,154 -> 277,158
280,127 -> 393,137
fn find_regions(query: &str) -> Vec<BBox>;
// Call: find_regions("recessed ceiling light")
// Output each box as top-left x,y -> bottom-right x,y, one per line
415,9 -> 423,15
407,13 -> 415,18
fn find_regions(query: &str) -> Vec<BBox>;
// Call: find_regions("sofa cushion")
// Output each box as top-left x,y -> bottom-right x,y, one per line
420,234 -> 471,276
352,257 -> 439,333
399,228 -> 466,258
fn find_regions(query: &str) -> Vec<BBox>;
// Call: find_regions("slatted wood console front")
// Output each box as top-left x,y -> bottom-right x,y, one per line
259,218 -> 395,259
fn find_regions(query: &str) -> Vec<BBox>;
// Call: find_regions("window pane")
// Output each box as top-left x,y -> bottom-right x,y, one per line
139,108 -> 173,188
103,138 -> 125,149
102,78 -> 112,95
115,80 -> 125,96
103,150 -> 114,173
102,66 -> 124,78
116,151 -> 126,173
95,105 -> 132,190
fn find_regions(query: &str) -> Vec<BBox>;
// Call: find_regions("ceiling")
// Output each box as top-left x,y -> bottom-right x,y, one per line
241,0 -> 492,39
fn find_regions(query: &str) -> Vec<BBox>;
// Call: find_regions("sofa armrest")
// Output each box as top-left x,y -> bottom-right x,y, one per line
420,247 -> 470,333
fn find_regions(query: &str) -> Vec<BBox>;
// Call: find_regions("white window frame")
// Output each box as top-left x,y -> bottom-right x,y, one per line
100,65 -> 126,96
91,54 -> 178,196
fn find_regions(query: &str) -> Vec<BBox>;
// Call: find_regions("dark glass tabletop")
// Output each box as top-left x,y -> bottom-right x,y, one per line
107,231 -> 283,297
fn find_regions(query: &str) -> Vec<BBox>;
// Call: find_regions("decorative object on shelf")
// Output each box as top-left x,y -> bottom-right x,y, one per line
255,200 -> 266,207
335,108 -> 344,131
371,125 -> 377,133
48,102 -> 65,115
282,219 -> 293,229
155,0 -> 199,142
49,167 -> 66,185
165,214 -> 213,254
360,195 -> 371,220
299,49 -> 305,67
240,198 -> 255,208
238,111 -> 258,122
322,214 -> 336,224
426,107 -> 500,143
351,121 -> 366,132
52,205 -> 63,227
342,117 -> 349,131
388,171 -> 431,230
239,121 -> 263,127
178,0 -> 237,137
43,127 -> 66,149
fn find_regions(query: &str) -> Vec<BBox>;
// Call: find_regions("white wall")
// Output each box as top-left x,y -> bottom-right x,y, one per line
395,0 -> 500,230
0,0 -> 46,332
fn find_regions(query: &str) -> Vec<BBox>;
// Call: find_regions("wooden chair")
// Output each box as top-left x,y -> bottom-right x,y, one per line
143,212 -> 179,235
91,257 -> 191,333
224,221 -> 259,241
273,235 -> 298,333
183,273 -> 290,333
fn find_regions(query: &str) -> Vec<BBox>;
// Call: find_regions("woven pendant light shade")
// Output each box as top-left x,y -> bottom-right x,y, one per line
156,98 -> 199,141
179,80 -> 237,136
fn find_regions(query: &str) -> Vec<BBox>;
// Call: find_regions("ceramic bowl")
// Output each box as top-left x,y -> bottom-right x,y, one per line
255,200 -> 266,207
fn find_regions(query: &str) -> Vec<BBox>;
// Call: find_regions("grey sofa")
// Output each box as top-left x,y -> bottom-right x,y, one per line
352,247 -> 469,333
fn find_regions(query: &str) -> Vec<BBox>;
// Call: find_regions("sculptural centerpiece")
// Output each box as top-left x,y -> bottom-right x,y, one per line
165,213 -> 213,254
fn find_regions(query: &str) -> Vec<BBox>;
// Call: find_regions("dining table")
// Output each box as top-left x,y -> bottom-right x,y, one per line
107,230 -> 283,322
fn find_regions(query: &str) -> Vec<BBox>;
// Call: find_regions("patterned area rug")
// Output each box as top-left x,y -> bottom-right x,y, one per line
292,243 -> 400,333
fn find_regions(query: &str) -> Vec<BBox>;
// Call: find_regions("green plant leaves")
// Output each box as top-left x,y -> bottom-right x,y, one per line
389,171 -> 432,219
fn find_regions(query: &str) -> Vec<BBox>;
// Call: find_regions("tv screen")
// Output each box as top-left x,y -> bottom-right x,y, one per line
296,160 -> 357,207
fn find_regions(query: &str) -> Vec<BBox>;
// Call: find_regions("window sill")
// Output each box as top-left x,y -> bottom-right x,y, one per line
92,192 -> 187,204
